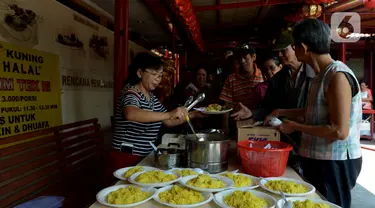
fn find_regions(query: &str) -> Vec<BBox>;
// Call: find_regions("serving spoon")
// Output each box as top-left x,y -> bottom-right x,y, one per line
186,93 -> 206,111
280,190 -> 293,208
185,93 -> 206,141
184,96 -> 194,108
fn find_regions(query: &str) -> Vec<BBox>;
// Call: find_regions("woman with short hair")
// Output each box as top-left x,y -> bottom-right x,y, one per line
269,19 -> 362,208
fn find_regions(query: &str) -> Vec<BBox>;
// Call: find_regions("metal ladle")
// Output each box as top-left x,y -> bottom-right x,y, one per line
184,96 -> 194,108
187,93 -> 206,111
185,93 -> 206,141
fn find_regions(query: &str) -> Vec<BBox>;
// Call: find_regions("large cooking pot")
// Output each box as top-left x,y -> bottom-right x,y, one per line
185,133 -> 230,174
154,143 -> 184,169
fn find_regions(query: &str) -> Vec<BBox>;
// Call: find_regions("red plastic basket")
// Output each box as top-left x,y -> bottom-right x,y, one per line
237,140 -> 293,177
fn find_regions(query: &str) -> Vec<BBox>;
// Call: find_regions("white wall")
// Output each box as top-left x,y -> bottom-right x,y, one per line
0,0 -> 149,129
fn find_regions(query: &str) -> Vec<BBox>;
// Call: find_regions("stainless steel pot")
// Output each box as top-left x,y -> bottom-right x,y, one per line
185,133 -> 230,174
154,143 -> 182,169
199,129 -> 225,134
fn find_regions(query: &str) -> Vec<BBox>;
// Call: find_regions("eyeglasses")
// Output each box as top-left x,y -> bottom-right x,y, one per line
145,70 -> 163,79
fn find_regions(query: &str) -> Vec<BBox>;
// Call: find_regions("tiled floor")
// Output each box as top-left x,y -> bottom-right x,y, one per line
351,140 -> 375,208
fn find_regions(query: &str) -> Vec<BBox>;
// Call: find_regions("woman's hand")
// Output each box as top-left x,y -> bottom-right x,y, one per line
278,120 -> 297,134
231,102 -> 252,120
168,107 -> 188,120
264,109 -> 281,125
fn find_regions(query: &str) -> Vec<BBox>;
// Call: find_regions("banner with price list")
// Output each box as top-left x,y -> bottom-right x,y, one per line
0,41 -> 62,138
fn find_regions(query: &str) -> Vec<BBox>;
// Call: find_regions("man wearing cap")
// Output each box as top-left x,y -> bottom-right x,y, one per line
220,44 -> 264,135
231,31 -> 315,170
232,31 -> 314,122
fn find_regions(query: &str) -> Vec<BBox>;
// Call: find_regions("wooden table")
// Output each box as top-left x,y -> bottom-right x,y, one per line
89,150 -> 323,208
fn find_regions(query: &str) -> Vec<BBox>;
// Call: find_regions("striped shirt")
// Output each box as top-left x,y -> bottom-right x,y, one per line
219,67 -> 264,111
112,84 -> 166,156
300,61 -> 362,160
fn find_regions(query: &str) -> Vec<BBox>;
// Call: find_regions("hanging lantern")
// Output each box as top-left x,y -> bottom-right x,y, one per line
169,0 -> 205,52
364,0 -> 375,9
301,4 -> 323,18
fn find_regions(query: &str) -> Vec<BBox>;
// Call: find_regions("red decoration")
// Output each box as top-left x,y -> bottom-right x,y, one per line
364,0 -> 375,8
169,0 -> 205,51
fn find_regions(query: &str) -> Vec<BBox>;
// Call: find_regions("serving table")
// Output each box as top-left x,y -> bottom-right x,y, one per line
89,145 -> 324,208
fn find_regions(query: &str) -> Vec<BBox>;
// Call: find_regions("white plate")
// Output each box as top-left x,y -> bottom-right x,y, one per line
214,188 -> 277,208
113,166 -> 159,181
215,169 -> 239,175
179,174 -> 234,193
96,184 -> 156,208
128,170 -> 181,187
216,172 -> 260,189
276,197 -> 341,208
259,177 -> 316,197
194,107 -> 233,115
153,185 -> 213,208
169,168 -> 209,176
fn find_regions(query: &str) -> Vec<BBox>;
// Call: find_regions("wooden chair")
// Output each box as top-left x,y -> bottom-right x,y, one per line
0,127 -> 62,208
0,118 -> 107,208
58,119 -> 106,207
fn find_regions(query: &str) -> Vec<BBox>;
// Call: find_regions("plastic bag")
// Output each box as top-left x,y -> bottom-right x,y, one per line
14,196 -> 64,208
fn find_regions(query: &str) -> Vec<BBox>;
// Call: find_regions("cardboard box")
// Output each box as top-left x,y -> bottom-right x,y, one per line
236,119 -> 280,142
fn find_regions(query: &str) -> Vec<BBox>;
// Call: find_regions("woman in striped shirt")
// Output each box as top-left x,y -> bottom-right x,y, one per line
112,53 -> 200,166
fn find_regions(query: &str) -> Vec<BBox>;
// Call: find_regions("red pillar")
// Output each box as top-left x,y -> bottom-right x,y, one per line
172,25 -> 178,86
339,43 -> 346,63
321,4 -> 326,23
165,50 -> 169,58
175,54 -> 179,85
114,0 -> 129,113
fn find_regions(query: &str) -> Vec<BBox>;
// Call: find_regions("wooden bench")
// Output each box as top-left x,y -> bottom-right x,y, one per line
0,118 -> 106,208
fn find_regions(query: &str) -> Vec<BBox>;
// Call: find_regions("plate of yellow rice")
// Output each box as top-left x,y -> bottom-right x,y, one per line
154,185 -> 213,208
217,172 -> 259,189
259,177 -> 315,197
96,185 -> 156,208
179,174 -> 234,193
128,170 -> 181,187
276,197 -> 341,208
169,168 -> 209,177
214,188 -> 276,208
113,166 -> 158,181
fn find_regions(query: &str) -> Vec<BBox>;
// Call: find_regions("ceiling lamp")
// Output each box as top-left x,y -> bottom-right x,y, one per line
301,4 -> 323,18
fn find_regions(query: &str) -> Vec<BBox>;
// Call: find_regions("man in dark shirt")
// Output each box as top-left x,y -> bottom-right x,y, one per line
232,30 -> 314,123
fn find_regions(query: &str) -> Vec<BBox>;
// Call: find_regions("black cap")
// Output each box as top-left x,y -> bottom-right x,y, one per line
273,30 -> 294,51
235,42 -> 256,56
